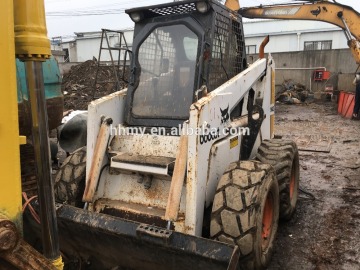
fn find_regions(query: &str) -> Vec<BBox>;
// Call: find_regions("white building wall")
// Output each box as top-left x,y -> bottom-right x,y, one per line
75,30 -> 134,62
245,34 -> 299,53
76,38 -> 102,62
243,19 -> 349,53
62,42 -> 77,62
299,31 -> 347,50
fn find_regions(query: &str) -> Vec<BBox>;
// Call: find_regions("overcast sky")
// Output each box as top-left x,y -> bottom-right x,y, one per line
44,0 -> 360,38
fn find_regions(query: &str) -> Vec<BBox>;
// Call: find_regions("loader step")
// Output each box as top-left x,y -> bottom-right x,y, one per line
111,153 -> 175,175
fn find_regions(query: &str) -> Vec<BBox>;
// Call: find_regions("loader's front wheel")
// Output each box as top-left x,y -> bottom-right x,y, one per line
54,147 -> 86,207
210,161 -> 279,270
256,139 -> 299,220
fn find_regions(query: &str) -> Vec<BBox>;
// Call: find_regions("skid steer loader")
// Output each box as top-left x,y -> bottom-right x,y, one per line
52,0 -> 300,269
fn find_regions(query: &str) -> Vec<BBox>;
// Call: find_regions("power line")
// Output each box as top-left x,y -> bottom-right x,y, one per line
46,10 -> 126,17
45,0 -> 159,17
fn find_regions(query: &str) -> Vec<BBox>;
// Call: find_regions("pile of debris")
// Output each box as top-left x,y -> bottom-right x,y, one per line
276,79 -> 310,104
62,60 -> 128,110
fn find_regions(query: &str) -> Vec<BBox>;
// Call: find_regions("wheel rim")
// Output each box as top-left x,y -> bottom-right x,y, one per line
262,192 -> 274,251
289,160 -> 296,201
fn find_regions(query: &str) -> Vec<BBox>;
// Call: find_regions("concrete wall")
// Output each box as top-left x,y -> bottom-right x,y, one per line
51,50 -> 66,63
248,49 -> 357,95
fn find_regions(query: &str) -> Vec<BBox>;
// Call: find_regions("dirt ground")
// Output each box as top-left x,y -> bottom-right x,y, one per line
62,60 -> 128,110
268,101 -> 360,270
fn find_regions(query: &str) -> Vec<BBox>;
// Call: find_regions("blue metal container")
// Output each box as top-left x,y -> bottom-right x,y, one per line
17,57 -> 64,135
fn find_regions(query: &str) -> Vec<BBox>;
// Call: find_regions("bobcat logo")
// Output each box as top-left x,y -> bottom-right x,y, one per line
220,105 -> 230,124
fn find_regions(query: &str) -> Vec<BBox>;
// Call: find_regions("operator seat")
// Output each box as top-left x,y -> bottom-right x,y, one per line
172,61 -> 196,118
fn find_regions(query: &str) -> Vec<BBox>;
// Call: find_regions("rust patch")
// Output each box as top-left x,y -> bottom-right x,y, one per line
165,135 -> 188,221
0,218 -> 55,269
143,180 -> 164,201
95,199 -> 177,229
101,207 -> 174,229
83,118 -> 112,202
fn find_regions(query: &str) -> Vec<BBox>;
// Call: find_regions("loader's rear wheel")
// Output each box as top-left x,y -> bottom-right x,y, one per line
210,161 -> 279,270
54,147 -> 86,207
256,139 -> 299,220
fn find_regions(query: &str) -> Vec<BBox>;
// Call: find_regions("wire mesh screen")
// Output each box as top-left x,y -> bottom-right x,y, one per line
132,25 -> 198,119
208,12 -> 245,91
138,29 -> 176,77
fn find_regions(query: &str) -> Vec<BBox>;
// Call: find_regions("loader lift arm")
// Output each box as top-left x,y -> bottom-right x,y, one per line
239,0 -> 360,64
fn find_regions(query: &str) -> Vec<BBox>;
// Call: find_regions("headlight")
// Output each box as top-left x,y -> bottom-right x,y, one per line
196,2 -> 210,13
130,12 -> 143,23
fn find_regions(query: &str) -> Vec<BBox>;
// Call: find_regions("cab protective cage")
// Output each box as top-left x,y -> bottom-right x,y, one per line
125,0 -> 247,127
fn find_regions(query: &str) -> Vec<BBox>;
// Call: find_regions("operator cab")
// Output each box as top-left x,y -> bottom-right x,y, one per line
131,24 -> 199,120
125,0 -> 247,127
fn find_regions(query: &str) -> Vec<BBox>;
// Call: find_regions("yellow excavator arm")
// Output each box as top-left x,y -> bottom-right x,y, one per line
239,0 -> 360,64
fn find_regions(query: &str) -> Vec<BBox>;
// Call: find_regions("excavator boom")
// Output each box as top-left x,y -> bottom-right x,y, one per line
240,1 -> 360,39
240,1 -> 360,64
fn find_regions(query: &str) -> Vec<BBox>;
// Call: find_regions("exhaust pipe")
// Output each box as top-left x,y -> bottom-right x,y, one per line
259,35 -> 270,59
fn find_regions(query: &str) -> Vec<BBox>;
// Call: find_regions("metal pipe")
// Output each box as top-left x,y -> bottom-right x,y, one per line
338,14 -> 352,42
259,35 -> 270,59
297,32 -> 301,51
25,61 -> 60,260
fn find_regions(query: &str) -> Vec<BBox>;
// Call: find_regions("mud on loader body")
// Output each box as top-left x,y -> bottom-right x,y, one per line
54,1 -> 300,269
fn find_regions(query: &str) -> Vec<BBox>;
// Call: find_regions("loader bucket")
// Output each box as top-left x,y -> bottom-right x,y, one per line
56,205 -> 240,270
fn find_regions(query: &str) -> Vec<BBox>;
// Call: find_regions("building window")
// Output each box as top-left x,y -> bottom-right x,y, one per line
304,41 -> 332,51
245,45 -> 256,54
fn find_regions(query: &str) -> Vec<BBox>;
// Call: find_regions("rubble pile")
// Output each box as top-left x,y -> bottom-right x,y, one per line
62,60 -> 128,110
276,79 -> 310,104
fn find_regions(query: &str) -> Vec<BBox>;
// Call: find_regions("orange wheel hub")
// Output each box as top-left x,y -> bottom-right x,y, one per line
262,193 -> 274,251
289,162 -> 296,200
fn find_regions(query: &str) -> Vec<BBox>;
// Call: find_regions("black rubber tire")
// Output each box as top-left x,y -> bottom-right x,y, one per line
54,147 -> 86,207
210,160 -> 279,270
256,139 -> 300,220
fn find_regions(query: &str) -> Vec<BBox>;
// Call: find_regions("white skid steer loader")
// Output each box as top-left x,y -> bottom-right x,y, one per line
53,1 -> 300,269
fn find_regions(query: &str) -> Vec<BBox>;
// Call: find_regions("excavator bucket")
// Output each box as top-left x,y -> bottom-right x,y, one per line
57,205 -> 240,270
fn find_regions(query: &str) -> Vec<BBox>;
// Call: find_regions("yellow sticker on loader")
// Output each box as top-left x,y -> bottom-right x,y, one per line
230,137 -> 238,149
